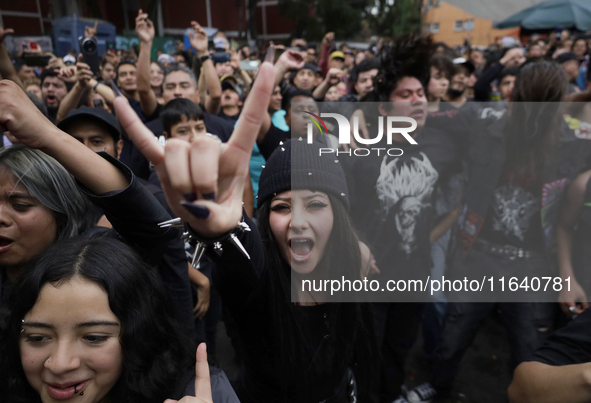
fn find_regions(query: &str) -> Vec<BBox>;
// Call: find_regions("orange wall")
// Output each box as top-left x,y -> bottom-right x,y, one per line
423,1 -> 519,47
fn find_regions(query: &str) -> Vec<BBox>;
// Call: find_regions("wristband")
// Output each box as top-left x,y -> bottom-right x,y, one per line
157,217 -> 251,268
93,82 -> 100,91
199,54 -> 211,64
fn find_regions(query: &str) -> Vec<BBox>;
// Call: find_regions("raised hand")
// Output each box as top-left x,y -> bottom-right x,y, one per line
325,68 -> 344,85
75,54 -> 93,87
323,32 -> 334,47
0,80 -> 56,150
277,49 -> 304,72
85,21 -> 98,38
500,48 -> 526,68
113,47 -> 275,238
189,21 -> 208,56
163,343 -> 213,403
135,9 -> 155,44
230,50 -> 241,71
57,65 -> 77,80
0,24 -> 14,44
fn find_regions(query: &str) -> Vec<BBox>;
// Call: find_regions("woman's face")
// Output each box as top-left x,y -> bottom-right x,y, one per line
268,85 -> 282,111
20,276 -> 123,403
0,169 -> 57,273
269,190 -> 334,275
325,85 -> 340,101
150,63 -> 164,88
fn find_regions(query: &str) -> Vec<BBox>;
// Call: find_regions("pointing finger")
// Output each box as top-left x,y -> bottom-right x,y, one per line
227,45 -> 274,156
194,343 -> 212,402
113,96 -> 164,167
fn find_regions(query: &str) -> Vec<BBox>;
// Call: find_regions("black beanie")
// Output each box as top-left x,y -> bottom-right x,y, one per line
257,139 -> 349,210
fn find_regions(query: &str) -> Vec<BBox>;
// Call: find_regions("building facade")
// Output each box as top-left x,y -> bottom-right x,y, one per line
422,0 -> 519,47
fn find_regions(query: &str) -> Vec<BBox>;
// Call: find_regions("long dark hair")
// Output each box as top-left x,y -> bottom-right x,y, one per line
0,237 -> 194,403
504,61 -> 569,186
256,194 -> 377,399
0,146 -> 96,243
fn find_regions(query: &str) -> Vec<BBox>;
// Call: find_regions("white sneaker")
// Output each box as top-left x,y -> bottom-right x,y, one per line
406,382 -> 437,403
392,396 -> 410,403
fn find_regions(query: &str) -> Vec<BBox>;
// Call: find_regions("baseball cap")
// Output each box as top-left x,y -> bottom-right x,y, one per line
213,37 -> 229,51
330,50 -> 345,61
63,55 -> 76,66
220,75 -> 243,97
58,107 -> 121,142
157,54 -> 175,65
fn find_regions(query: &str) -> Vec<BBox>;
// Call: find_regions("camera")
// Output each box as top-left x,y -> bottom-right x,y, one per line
82,37 -> 97,53
79,36 -> 100,77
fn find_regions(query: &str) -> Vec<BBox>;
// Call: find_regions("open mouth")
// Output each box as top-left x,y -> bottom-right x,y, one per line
0,236 -> 14,252
410,110 -> 425,119
46,380 -> 88,400
289,238 -> 314,262
46,95 -> 57,104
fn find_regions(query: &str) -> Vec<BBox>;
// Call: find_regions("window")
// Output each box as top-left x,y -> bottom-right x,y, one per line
464,19 -> 474,32
431,23 -> 440,33
454,20 -> 463,31
423,23 -> 431,33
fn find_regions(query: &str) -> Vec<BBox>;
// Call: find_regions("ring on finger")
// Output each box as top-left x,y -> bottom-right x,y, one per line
205,133 -> 223,148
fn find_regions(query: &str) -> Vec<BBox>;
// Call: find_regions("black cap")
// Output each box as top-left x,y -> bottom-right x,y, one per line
58,107 -> 121,142
221,80 -> 243,97
556,52 -> 579,64
257,139 -> 349,210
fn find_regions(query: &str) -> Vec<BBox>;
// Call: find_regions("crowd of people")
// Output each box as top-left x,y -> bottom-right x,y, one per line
1,10 -> 591,403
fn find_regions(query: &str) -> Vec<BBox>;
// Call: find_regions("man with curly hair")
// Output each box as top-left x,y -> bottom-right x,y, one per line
343,34 -> 461,403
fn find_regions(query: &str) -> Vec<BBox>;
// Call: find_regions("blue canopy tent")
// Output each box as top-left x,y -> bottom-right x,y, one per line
495,0 -> 591,31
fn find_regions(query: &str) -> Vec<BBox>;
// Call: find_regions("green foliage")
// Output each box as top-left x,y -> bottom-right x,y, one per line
365,0 -> 422,37
278,0 -> 370,41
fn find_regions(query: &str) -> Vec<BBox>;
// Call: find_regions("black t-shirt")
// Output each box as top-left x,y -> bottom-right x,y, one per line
478,166 -> 544,252
257,123 -> 291,160
343,125 -> 459,279
218,109 -> 240,123
128,97 -> 159,123
531,307 -> 591,365
120,104 -> 234,179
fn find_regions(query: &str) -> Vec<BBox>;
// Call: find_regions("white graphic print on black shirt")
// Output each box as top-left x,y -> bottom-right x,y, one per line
376,152 -> 439,255
491,184 -> 538,241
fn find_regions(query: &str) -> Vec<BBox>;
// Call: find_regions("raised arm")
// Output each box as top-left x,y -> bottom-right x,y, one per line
257,48 -> 305,142
135,9 -> 159,118
318,32 -> 333,78
56,55 -> 94,124
88,78 -> 116,104
118,46 -> 274,237
0,79 -> 128,193
556,170 -> 591,315
189,21 -> 221,114
273,49 -> 304,89
0,25 -> 23,89
312,68 -> 344,100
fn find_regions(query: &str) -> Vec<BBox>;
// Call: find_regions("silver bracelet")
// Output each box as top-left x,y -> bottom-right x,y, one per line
158,217 -> 251,268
